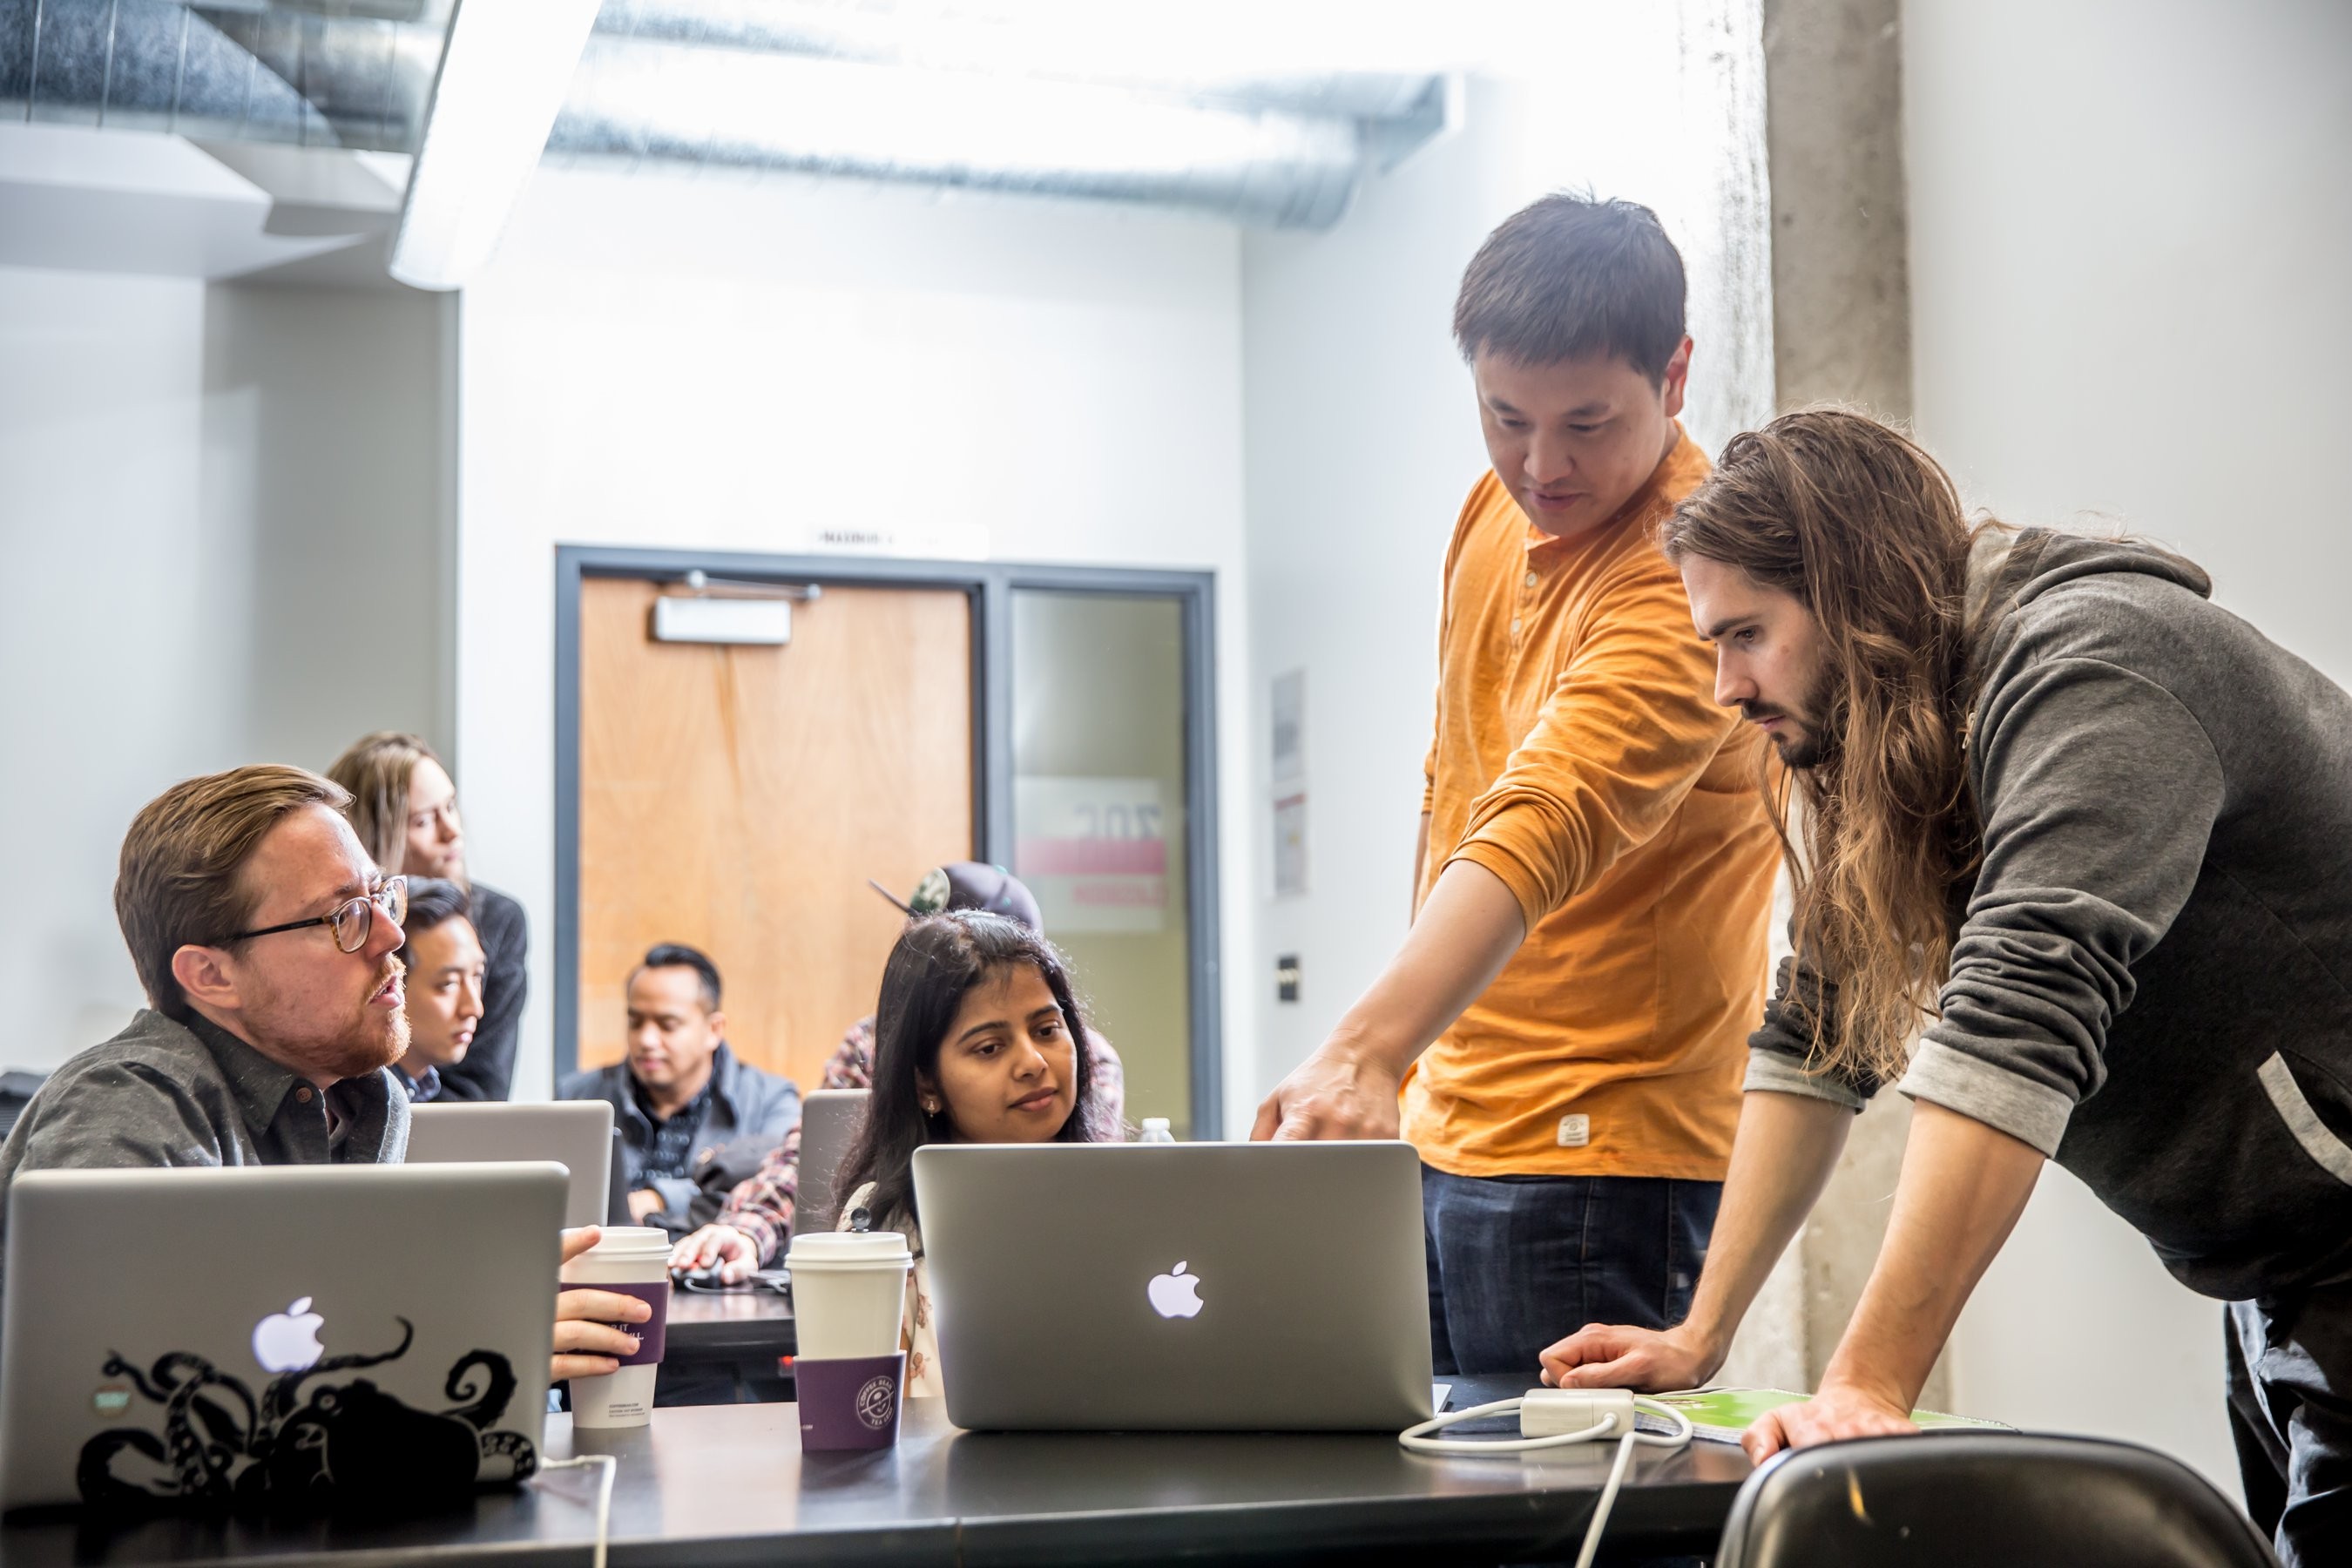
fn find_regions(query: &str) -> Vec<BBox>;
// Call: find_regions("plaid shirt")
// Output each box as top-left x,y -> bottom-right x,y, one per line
715,1015 -> 1127,1267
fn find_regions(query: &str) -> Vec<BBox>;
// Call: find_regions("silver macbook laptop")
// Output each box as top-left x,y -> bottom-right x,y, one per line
913,1140 -> 1432,1430
1,1162 -> 564,1514
792,1088 -> 868,1238
407,1100 -> 614,1228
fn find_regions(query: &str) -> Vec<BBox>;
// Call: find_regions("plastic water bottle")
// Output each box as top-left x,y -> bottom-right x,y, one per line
1138,1117 -> 1176,1144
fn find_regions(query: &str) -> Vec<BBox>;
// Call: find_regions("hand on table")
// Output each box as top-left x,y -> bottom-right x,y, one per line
553,1225 -> 652,1382
1539,1321 -> 1722,1393
1740,1379 -> 1918,1465
670,1223 -> 760,1285
626,1186 -> 668,1226
1250,1044 -> 1402,1141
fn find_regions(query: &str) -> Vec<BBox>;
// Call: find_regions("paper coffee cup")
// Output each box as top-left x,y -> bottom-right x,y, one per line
787,1231 -> 912,1359
561,1227 -> 672,1429
797,1351 -> 907,1451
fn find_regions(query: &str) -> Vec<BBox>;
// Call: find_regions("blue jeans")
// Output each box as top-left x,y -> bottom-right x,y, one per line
1422,1164 -> 1721,1377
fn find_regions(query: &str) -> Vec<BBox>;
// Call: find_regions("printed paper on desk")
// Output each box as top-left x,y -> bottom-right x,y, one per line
1646,1387 -> 2012,1443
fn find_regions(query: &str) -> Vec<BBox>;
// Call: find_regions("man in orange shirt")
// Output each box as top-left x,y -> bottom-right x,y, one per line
1253,195 -> 1781,1375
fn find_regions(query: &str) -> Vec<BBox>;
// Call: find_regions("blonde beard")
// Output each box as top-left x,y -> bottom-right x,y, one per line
244,981 -> 411,1085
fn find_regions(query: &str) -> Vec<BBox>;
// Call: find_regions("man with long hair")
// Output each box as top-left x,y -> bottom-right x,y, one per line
1545,409 -> 2352,1565
1254,194 -> 1781,1377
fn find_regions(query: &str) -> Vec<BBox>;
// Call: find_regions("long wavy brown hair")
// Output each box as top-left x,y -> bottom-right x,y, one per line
1659,409 -> 1984,1086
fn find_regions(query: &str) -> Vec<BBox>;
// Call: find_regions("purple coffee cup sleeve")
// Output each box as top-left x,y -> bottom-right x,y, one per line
798,1352 -> 906,1451
558,1278 -> 669,1367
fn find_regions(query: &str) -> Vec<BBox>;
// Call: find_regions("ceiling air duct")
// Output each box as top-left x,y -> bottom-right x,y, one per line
2,0 -> 1454,280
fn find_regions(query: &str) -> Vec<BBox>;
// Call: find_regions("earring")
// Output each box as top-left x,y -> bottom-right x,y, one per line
922,1098 -> 939,1113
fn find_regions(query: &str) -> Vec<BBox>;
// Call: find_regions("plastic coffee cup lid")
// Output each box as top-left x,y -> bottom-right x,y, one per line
788,1232 -> 912,1270
585,1227 -> 672,1259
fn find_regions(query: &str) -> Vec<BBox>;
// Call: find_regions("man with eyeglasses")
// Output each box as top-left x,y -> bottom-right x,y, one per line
0,764 -> 414,1221
0,765 -> 655,1384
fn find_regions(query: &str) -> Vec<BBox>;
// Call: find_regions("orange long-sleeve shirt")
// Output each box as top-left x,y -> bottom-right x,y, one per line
1402,428 -> 1780,1181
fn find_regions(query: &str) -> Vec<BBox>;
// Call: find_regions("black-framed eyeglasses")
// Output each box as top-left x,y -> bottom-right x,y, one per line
218,877 -> 407,955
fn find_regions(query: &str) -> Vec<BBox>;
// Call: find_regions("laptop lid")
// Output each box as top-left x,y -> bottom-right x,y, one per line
606,1126 -> 630,1227
406,1100 -> 614,1228
912,1141 -> 1432,1431
792,1089 -> 868,1239
1,1161 -> 564,1514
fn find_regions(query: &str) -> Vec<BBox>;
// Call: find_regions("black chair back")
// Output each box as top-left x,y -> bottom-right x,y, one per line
1715,1433 -> 2276,1568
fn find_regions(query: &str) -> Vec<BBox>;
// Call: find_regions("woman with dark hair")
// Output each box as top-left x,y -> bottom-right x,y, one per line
669,864 -> 1125,1288
832,910 -> 1105,1394
326,732 -> 527,1100
390,876 -> 483,1103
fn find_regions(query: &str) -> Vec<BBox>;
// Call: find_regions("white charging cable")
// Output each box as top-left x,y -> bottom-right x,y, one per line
535,1454 -> 618,1568
1399,1389 -> 1695,1568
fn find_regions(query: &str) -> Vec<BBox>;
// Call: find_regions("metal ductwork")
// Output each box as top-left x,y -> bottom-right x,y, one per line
548,38 -> 1382,230
0,0 -> 449,151
0,0 -> 1447,231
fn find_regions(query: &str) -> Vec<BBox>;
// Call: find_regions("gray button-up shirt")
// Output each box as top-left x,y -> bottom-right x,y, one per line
0,1008 -> 409,1300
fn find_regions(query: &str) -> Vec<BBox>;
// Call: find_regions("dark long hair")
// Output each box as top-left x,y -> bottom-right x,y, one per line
835,911 -> 1100,1228
1659,409 -> 1982,1086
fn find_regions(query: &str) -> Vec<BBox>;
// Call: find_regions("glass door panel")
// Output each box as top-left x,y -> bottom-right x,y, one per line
1010,591 -> 1193,1137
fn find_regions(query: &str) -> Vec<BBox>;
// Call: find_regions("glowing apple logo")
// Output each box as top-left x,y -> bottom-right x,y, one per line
1146,1261 -> 1206,1320
253,1297 -> 327,1373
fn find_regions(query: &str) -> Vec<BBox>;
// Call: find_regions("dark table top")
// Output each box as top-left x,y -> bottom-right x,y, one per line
663,1282 -> 794,1362
3,1375 -> 1755,1568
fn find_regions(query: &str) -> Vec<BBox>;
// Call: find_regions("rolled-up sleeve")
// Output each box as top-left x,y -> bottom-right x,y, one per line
1443,564 -> 1738,930
1745,954 -> 1873,1110
1900,657 -> 2222,1156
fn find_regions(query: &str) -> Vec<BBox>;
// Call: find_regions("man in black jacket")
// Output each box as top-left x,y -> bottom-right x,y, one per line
559,943 -> 801,1241
1543,411 -> 2352,1567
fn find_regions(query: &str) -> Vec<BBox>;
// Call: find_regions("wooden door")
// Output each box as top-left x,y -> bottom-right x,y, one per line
578,578 -> 973,1087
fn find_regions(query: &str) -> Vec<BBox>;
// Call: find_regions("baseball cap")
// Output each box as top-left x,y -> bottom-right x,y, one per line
868,862 -> 1044,934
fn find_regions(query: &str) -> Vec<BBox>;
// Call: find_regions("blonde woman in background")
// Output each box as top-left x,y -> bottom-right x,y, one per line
328,733 -> 529,1100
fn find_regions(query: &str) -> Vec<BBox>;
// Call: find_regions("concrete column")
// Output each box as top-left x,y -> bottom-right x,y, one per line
1760,0 -> 1950,1411
1764,0 -> 1912,416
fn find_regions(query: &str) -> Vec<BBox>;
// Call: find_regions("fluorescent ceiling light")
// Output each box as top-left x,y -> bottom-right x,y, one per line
391,0 -> 605,291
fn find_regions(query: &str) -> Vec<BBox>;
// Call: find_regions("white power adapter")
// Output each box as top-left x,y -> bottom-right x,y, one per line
1517,1386 -> 1636,1439
1397,1386 -> 1694,1568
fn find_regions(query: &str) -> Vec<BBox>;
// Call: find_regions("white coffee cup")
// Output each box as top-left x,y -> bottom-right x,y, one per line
561,1226 -> 672,1429
787,1231 -> 913,1358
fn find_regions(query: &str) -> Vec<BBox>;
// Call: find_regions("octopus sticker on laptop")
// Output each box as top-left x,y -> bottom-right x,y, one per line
76,1308 -> 537,1515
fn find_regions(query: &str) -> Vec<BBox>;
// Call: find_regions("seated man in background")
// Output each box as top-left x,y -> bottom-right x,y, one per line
670,863 -> 1124,1282
561,943 -> 801,1240
389,876 -> 483,1103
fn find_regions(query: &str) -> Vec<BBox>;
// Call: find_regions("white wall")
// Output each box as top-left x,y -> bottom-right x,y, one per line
1906,0 -> 2352,1494
455,170 -> 1252,1118
0,267 -> 451,1070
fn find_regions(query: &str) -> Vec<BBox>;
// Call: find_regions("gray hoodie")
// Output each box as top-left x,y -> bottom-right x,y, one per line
1749,528 -> 2352,1301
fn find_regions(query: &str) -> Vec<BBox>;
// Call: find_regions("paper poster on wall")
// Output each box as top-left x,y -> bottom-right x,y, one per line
1273,791 -> 1308,898
1271,670 -> 1306,784
1014,776 -> 1170,933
